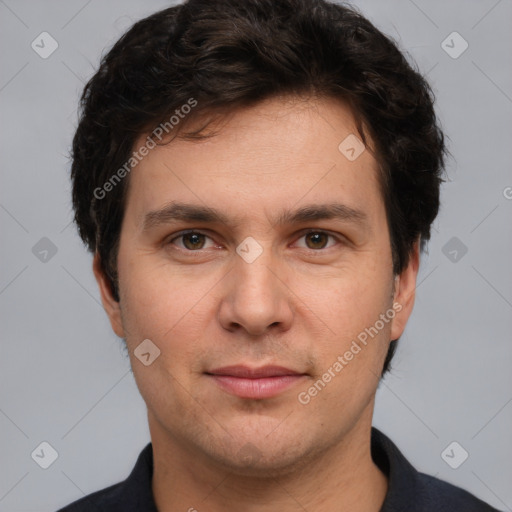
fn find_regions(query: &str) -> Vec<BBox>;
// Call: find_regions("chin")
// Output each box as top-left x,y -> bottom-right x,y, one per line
203,430 -> 320,477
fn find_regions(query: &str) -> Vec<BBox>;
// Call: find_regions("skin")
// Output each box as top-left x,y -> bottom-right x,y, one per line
94,95 -> 419,511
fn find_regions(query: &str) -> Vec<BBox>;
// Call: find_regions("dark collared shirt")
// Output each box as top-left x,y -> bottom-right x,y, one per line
57,427 -> 501,511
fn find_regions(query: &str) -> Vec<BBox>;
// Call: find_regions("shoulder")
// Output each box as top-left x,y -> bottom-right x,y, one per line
56,481 -> 124,511
371,427 -> 502,512
413,471 -> 502,511
56,443 -> 157,512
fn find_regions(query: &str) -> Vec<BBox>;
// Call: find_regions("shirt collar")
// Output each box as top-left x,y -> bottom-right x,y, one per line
370,426 -> 423,511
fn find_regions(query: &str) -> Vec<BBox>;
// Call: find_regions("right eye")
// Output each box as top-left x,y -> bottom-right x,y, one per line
167,230 -> 216,251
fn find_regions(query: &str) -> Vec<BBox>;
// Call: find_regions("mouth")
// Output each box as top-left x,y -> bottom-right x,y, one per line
205,365 -> 308,399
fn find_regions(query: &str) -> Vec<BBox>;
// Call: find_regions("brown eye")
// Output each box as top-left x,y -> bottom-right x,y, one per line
169,231 -> 211,250
182,232 -> 206,250
301,231 -> 337,250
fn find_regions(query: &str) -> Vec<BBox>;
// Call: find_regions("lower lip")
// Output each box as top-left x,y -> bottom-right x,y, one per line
207,374 -> 307,399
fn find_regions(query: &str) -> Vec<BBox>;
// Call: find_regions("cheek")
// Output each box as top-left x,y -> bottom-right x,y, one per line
119,264 -> 206,408
304,261 -> 392,336
119,257 -> 215,353
300,259 -> 394,401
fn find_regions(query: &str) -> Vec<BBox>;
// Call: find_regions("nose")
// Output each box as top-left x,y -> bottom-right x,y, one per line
217,246 -> 294,337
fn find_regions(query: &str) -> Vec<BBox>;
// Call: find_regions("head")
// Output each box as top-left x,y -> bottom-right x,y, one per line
71,0 -> 445,473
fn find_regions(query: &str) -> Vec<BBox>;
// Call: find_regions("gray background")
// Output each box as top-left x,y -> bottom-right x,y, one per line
0,0 -> 511,510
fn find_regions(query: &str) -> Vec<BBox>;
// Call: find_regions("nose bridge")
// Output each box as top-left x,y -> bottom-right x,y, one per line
218,238 -> 293,335
235,238 -> 281,307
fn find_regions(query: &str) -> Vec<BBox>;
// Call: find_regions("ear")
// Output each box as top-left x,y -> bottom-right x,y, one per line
92,252 -> 125,338
390,238 -> 420,340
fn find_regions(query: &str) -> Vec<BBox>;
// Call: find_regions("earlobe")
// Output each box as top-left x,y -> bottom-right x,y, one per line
390,239 -> 421,340
92,252 -> 125,338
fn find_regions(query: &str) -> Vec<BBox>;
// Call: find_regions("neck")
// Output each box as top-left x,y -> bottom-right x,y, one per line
150,406 -> 388,512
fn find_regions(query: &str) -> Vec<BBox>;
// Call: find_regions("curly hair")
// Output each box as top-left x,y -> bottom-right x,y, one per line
70,0 -> 446,375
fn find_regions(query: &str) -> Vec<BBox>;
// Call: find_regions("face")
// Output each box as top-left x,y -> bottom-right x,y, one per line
95,95 -> 418,475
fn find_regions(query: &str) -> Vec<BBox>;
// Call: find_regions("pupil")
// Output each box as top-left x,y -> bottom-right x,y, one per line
308,232 -> 326,249
185,233 -> 203,249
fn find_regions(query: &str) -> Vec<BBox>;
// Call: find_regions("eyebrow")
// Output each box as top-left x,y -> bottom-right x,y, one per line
141,201 -> 368,232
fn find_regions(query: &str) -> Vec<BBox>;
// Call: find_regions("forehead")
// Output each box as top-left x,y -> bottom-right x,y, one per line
123,95 -> 382,231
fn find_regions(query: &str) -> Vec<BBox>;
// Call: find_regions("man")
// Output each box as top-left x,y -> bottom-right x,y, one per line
58,0 -> 500,510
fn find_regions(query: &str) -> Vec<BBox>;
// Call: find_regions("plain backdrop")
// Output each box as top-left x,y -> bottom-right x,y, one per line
0,1 -> 511,511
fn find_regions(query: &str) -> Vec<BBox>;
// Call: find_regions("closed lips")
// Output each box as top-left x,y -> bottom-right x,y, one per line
206,365 -> 306,378
205,365 -> 308,399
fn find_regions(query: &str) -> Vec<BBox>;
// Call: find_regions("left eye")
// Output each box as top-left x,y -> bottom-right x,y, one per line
295,231 -> 338,250
167,230 -> 339,251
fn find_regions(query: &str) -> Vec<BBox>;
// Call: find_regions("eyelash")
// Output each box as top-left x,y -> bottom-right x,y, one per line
166,229 -> 344,253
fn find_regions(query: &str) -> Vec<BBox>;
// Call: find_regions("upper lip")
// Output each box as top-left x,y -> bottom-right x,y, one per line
206,365 -> 305,378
